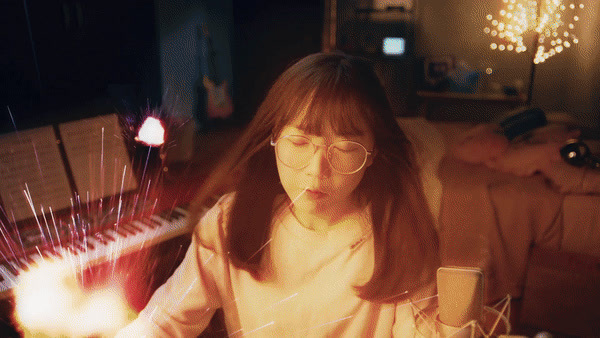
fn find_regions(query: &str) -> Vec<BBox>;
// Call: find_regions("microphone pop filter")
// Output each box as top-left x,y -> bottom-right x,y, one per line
437,267 -> 484,328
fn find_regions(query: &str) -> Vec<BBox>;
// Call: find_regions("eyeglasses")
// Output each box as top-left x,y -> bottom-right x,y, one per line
270,135 -> 373,174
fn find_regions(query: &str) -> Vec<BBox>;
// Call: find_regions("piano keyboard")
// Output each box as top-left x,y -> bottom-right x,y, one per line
0,205 -> 200,299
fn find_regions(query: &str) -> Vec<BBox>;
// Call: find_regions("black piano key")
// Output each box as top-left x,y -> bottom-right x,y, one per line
114,228 -> 129,238
74,240 -> 92,251
125,223 -> 143,233
93,233 -> 109,245
101,231 -> 116,242
63,243 -> 79,254
120,224 -> 138,235
158,211 -> 175,222
82,239 -> 95,250
1,262 -> 18,276
141,217 -> 160,229
48,248 -> 63,259
17,258 -> 29,272
171,209 -> 186,219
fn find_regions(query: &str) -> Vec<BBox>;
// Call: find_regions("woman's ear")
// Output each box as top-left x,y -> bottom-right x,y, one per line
365,149 -> 377,167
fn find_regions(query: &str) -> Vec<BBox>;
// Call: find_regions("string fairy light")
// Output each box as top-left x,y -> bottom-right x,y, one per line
484,0 -> 584,64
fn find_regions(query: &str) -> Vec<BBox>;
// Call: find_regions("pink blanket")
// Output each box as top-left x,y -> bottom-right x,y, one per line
438,157 -> 564,301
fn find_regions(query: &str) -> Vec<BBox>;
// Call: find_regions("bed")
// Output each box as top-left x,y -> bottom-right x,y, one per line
397,117 -> 600,335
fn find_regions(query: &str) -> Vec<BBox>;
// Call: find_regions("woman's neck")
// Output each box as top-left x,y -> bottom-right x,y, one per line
289,198 -> 364,234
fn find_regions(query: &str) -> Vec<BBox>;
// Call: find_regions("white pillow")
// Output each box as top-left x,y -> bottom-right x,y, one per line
396,117 -> 446,229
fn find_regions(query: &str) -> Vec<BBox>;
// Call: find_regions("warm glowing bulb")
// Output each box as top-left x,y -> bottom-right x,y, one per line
574,16 -> 579,21
556,45 -> 564,52
486,67 -> 493,75
564,41 -> 571,47
487,14 -> 493,20
499,44 -> 506,51
573,38 -> 579,43
570,4 -> 575,9
484,27 -> 491,33
491,43 -> 498,50
492,20 -> 499,26
507,44 -> 514,51
569,23 -> 574,29
580,4 -> 584,9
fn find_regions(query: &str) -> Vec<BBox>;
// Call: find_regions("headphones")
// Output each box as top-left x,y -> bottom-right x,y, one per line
560,139 -> 600,169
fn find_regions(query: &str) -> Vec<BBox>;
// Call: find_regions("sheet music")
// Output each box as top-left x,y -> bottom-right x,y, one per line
0,126 -> 73,222
58,114 -> 138,202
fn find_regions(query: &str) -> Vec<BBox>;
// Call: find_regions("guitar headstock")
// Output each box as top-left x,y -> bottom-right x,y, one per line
200,23 -> 210,38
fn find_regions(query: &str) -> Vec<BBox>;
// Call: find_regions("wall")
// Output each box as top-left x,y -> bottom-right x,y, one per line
415,0 -> 599,131
231,0 -> 323,122
154,0 -> 233,122
154,0 -> 234,162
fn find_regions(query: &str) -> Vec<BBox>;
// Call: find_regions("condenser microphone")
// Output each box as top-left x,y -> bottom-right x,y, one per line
437,267 -> 484,337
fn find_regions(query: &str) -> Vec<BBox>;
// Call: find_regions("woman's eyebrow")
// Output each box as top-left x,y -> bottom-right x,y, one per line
283,126 -> 366,138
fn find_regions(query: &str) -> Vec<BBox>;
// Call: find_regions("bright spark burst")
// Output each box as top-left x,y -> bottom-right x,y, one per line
135,117 -> 166,147
13,260 -> 135,337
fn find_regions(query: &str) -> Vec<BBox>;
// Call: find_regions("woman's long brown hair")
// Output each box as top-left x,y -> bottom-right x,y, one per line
188,51 -> 439,302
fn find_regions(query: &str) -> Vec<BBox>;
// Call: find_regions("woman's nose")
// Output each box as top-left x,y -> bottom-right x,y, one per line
305,146 -> 331,177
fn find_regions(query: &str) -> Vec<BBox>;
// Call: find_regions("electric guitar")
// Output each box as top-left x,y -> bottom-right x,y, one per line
199,24 -> 233,120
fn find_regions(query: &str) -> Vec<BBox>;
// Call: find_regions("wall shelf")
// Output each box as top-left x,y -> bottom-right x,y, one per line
416,91 -> 528,120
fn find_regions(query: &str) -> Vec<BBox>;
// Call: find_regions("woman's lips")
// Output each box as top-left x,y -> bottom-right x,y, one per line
305,189 -> 327,199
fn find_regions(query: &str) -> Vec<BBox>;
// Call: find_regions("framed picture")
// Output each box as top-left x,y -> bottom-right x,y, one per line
424,56 -> 455,87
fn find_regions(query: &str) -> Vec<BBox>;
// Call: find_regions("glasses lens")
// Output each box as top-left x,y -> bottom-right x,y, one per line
274,136 -> 368,174
275,135 -> 314,169
328,141 -> 367,174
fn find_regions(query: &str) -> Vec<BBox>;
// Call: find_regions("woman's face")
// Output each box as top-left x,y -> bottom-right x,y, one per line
274,119 -> 375,222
